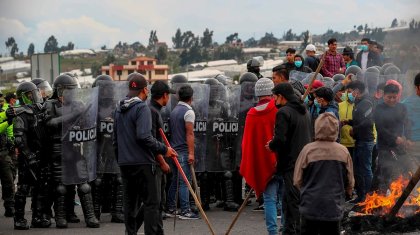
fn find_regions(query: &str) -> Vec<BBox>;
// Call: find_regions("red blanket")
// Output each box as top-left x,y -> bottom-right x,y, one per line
239,99 -> 277,197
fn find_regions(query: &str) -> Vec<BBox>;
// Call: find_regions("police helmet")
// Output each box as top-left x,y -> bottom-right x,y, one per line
239,72 -> 258,84
92,74 -> 113,88
170,74 -> 188,84
16,82 -> 43,105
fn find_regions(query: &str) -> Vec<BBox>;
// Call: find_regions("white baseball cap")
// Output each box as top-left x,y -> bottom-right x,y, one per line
305,44 -> 316,52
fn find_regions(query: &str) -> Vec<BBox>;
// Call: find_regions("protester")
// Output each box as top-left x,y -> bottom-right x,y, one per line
113,73 -> 176,235
272,64 -> 305,96
356,38 -> 382,70
282,48 -> 297,72
294,112 -> 354,235
342,47 -> 359,68
344,81 -> 375,202
267,83 -> 312,234
294,54 -> 312,73
314,87 -> 339,120
338,89 -> 355,159
240,78 -> 279,235
374,84 -> 411,193
402,73 -> 420,164
321,38 -> 346,77
167,85 -> 200,220
304,44 -> 319,72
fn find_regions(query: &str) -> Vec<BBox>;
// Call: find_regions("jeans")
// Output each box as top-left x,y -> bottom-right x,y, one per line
354,141 -> 374,200
167,153 -> 192,213
263,175 -> 284,235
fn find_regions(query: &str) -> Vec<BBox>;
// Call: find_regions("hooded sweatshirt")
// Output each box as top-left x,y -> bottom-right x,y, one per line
294,112 -> 354,221
113,97 -> 167,166
240,98 -> 277,197
269,98 -> 312,173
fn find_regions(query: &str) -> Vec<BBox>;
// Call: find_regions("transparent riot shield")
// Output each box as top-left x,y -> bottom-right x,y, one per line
190,83 -> 209,172
290,70 -> 310,82
206,84 -> 241,172
61,87 -> 99,185
96,81 -> 127,174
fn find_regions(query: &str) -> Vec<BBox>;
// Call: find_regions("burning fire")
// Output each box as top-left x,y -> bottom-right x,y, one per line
358,175 -> 420,217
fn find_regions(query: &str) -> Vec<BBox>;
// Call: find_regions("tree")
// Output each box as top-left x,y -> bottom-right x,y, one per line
259,32 -> 278,46
244,37 -> 258,47
225,33 -> 239,44
172,28 -> 183,49
27,43 -> 35,57
156,46 -> 168,63
357,25 -> 363,32
391,18 -> 398,28
101,45 -> 107,50
283,29 -> 296,41
131,41 -> 146,53
5,37 -> 18,57
300,30 -> 310,53
67,42 -> 74,50
201,28 -> 213,48
44,35 -> 59,53
148,30 -> 159,50
181,31 -> 196,49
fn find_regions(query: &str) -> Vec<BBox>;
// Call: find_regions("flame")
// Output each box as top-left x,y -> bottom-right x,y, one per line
357,175 -> 420,217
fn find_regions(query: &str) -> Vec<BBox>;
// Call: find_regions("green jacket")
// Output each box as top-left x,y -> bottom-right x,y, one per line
0,103 -> 14,141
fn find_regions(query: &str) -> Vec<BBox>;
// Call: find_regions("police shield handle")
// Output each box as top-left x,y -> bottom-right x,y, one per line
159,128 -> 216,235
302,54 -> 325,101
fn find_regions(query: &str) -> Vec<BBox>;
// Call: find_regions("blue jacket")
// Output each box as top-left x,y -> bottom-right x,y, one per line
113,97 -> 167,166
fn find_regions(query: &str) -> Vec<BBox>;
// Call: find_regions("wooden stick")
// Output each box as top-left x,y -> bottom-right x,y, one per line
174,171 -> 179,230
159,128 -> 216,235
389,165 -> 420,217
225,188 -> 254,235
301,54 -> 325,101
190,164 -> 201,204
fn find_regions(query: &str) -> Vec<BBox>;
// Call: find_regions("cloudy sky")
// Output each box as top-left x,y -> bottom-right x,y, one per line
0,0 -> 419,55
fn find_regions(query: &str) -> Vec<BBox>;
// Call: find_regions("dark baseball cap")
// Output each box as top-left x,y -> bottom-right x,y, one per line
126,73 -> 148,97
151,80 -> 176,96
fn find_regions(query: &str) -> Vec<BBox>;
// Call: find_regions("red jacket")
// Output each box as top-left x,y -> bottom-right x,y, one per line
240,99 -> 277,197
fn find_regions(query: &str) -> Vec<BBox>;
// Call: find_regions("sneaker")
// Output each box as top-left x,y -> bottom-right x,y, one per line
165,209 -> 178,218
178,211 -> 199,220
252,204 -> 264,211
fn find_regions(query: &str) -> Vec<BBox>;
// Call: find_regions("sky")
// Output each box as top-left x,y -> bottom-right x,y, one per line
0,0 -> 419,55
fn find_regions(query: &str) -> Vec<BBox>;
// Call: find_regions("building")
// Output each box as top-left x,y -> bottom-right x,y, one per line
101,56 -> 169,83
60,49 -> 96,58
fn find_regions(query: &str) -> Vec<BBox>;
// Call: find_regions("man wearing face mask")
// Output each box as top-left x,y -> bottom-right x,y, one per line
294,55 -> 312,73
343,81 -> 375,203
356,38 -> 382,71
338,89 -> 355,159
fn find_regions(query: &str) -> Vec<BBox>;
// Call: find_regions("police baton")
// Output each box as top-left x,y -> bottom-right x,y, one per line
159,128 -> 216,235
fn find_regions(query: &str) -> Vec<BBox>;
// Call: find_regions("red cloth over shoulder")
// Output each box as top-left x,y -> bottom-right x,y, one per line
239,99 -> 277,197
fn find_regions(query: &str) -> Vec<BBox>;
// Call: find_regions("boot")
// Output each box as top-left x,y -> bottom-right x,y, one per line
55,185 -> 68,228
110,179 -> 124,223
78,184 -> 100,228
92,178 -> 102,220
65,185 -> 80,223
31,186 -> 51,228
224,172 -> 239,212
14,192 -> 29,230
199,173 -> 211,211
4,206 -> 15,217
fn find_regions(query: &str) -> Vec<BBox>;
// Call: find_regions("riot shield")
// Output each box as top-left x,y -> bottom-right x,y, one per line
206,84 -> 241,172
364,71 -> 380,95
190,83 -> 209,172
301,72 -> 323,86
62,87 -> 99,185
320,77 -> 335,88
235,81 -> 257,170
96,81 -> 127,174
289,70 -> 310,82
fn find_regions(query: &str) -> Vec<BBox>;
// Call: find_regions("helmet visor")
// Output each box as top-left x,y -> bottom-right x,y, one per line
22,89 -> 43,105
38,81 -> 53,99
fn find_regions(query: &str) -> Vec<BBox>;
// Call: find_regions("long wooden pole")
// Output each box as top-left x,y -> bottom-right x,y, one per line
301,54 -> 325,101
159,128 -> 216,235
225,189 -> 254,235
190,164 -> 201,204
389,164 -> 420,217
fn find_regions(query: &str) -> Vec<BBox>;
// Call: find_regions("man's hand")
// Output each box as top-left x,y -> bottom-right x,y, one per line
349,128 -> 354,137
342,74 -> 352,86
160,161 -> 171,174
188,154 -> 195,165
165,147 -> 177,158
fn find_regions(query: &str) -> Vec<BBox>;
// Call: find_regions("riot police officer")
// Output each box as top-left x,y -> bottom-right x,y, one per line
44,74 -> 99,228
247,57 -> 263,79
31,78 -> 53,102
13,82 -> 51,229
91,74 -> 124,223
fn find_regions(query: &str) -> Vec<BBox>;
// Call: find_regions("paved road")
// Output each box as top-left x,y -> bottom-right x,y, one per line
0,199 -> 273,235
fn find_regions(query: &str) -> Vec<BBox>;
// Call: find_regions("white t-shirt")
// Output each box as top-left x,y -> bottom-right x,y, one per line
179,101 -> 195,123
361,52 -> 369,70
